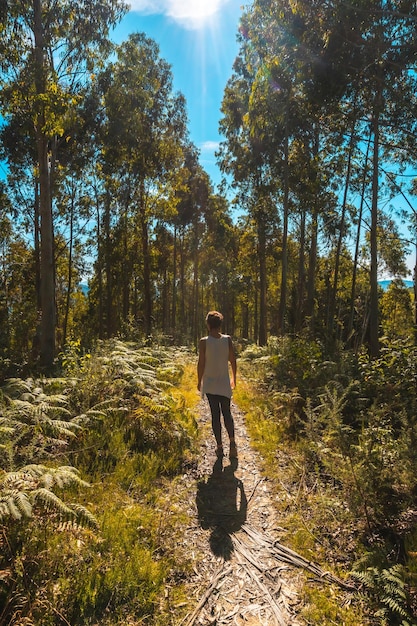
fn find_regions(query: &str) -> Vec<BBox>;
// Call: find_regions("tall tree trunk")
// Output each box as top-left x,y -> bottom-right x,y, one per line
295,209 -> 306,332
179,228 -> 186,334
305,208 -> 318,329
414,252 -> 417,345
95,193 -> 103,339
348,130 -> 371,348
139,180 -> 152,339
122,203 -> 129,323
192,219 -> 199,346
161,266 -> 168,333
257,213 -> 267,346
34,0 -> 55,367
171,225 -> 177,334
327,123 -> 355,343
34,181 -> 41,312
369,86 -> 382,358
62,192 -> 74,347
242,285 -> 249,339
104,190 -> 113,338
305,132 -> 320,332
278,105 -> 289,335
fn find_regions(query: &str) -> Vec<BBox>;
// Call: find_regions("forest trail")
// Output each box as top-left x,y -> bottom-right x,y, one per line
175,398 -> 353,626
176,399 -> 302,625
178,398 -> 304,624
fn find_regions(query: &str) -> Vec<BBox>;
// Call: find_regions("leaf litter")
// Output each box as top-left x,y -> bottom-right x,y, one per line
171,399 -> 354,626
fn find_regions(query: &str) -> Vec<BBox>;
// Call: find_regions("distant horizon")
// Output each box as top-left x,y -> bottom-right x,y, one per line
79,278 -> 414,290
379,278 -> 413,289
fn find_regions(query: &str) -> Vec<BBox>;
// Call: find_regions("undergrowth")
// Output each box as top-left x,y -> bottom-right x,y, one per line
0,339 -> 199,626
235,336 -> 417,626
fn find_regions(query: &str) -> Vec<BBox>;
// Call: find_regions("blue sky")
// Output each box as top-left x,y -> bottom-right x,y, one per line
112,0 -> 245,191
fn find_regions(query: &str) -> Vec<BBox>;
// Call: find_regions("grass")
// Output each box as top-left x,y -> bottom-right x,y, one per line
0,342 -> 201,626
233,366 -> 369,626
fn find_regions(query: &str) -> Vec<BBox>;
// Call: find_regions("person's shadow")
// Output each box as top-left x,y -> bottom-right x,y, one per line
196,457 -> 247,560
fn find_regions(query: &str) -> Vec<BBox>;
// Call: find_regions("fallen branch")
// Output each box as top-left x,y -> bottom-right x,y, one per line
234,549 -> 289,626
242,524 -> 356,591
181,562 -> 233,626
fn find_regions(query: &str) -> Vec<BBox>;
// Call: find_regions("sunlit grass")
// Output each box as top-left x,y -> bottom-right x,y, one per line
169,353 -> 201,410
0,341 -> 201,625
233,371 -> 369,626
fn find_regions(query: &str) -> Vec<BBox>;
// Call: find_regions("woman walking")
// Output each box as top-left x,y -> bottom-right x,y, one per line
197,311 -> 237,459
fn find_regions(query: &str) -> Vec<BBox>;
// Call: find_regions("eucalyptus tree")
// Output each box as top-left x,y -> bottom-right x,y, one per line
199,192 -> 238,335
99,33 -> 189,339
293,0 -> 417,355
221,0 -> 346,342
0,0 -> 127,368
219,55 -> 279,345
409,179 -> 417,339
345,2 -> 417,356
232,1 -> 311,336
172,145 -> 210,339
233,215 -> 259,340
222,0 -> 417,354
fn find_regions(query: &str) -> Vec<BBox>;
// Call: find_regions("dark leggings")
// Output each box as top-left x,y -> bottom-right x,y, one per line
206,394 -> 235,446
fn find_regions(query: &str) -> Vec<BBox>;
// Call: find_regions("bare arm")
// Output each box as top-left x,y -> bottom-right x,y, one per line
197,338 -> 206,391
228,336 -> 237,389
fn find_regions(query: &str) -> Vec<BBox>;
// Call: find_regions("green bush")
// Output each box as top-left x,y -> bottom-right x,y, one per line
0,340 -> 198,625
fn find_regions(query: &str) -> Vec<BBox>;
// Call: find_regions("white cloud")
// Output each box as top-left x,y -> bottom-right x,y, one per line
200,140 -> 220,152
128,0 -> 228,29
128,0 -> 164,14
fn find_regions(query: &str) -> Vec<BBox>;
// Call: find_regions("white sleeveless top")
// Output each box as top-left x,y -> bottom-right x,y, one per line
202,334 -> 232,398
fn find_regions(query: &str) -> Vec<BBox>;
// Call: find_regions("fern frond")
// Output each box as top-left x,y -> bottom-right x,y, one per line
3,468 -> 39,489
69,503 -> 98,529
34,393 -> 68,406
136,396 -> 170,414
352,565 -> 411,622
8,399 -> 37,418
32,487 -> 74,515
3,464 -> 89,490
36,465 -> 90,490
0,425 -> 14,436
382,595 -> 408,617
0,489 -> 32,520
41,417 -> 80,438
3,378 -> 35,399
37,403 -> 72,418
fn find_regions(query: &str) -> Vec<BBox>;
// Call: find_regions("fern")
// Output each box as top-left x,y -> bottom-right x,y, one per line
0,489 -> 32,519
1,379 -> 84,469
0,464 -> 97,528
352,564 -> 412,624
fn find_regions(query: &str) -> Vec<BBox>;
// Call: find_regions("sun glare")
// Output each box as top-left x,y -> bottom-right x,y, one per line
167,0 -> 223,26
129,0 -> 226,29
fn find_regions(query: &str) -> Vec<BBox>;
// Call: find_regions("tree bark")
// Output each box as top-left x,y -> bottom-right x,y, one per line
34,0 -> 55,367
257,212 -> 267,346
277,108 -> 289,335
369,86 -> 382,358
295,209 -> 306,332
327,125 -> 355,342
139,180 -> 152,339
348,130 -> 371,349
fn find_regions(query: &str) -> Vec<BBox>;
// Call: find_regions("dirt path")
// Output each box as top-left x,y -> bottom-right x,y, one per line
177,399 -> 305,626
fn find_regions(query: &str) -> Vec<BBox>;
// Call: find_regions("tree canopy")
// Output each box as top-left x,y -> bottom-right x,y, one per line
0,0 -> 416,367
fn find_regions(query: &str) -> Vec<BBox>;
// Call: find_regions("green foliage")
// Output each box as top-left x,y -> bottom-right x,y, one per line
0,340 -> 198,625
380,281 -> 414,341
241,334 -> 417,624
0,464 -> 95,527
352,564 -> 412,626
0,376 -> 84,469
